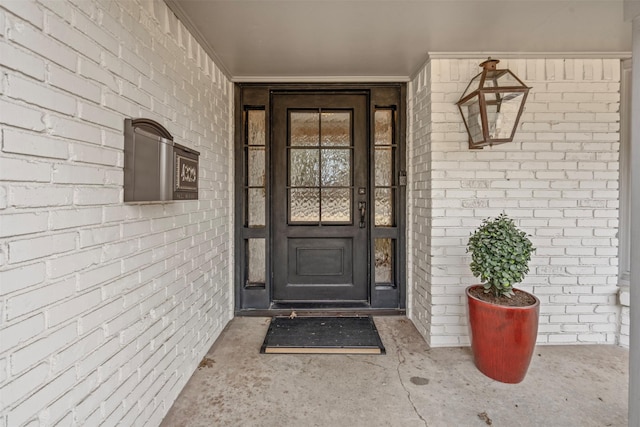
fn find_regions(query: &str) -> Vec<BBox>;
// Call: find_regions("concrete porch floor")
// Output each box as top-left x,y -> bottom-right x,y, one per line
161,317 -> 629,427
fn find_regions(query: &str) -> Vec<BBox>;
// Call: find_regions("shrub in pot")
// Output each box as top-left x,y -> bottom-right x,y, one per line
466,213 -> 538,383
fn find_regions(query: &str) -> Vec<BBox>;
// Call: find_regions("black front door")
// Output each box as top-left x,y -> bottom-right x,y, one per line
272,93 -> 368,303
235,84 -> 406,312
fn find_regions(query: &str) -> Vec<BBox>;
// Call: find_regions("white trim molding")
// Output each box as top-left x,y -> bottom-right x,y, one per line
425,51 -> 633,60
231,76 -> 411,83
411,52 -> 632,81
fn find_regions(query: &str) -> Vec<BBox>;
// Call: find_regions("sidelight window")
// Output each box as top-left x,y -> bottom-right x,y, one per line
372,108 -> 398,286
246,109 -> 266,228
374,109 -> 395,226
244,108 -> 266,287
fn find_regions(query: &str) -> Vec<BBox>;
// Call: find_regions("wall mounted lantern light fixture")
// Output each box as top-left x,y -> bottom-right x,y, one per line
456,58 -> 531,149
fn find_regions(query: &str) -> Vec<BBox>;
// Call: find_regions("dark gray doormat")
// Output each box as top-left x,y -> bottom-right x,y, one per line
260,316 -> 385,354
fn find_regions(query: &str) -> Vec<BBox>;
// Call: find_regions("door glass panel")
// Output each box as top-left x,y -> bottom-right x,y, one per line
248,188 -> 265,227
245,108 -> 266,229
375,238 -> 393,283
291,112 -> 320,146
321,149 -> 350,186
290,149 -> 320,186
375,110 -> 392,145
321,112 -> 350,146
374,188 -> 393,226
248,147 -> 265,186
248,110 -> 265,146
288,109 -> 353,224
321,188 -> 351,222
374,109 -> 395,228
374,148 -> 392,186
247,238 -> 266,284
290,188 -> 320,222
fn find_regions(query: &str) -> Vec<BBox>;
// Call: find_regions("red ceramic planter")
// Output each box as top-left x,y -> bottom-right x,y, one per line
466,285 -> 540,384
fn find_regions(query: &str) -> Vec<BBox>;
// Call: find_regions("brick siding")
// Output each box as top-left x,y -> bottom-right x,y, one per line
408,58 -> 622,347
0,0 -> 233,425
0,1 -> 629,423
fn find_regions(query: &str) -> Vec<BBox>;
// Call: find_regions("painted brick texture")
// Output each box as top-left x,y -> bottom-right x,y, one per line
407,65 -> 435,342
408,58 -> 622,348
0,0 -> 233,425
619,288 -> 631,347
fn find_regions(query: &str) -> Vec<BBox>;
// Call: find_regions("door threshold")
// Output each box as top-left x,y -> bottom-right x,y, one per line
236,308 -> 406,317
271,301 -> 371,310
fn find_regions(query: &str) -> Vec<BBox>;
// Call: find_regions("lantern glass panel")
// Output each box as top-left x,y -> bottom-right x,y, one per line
483,70 -> 521,88
498,70 -> 523,87
459,94 -> 485,144
461,73 -> 483,99
483,91 -> 525,140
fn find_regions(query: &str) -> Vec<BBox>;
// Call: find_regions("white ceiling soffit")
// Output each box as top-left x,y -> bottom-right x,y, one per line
165,0 -> 632,82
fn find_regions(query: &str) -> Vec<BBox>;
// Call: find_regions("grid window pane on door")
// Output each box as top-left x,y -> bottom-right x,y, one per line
321,188 -> 350,222
321,112 -> 350,146
288,109 -> 353,224
290,188 -> 320,222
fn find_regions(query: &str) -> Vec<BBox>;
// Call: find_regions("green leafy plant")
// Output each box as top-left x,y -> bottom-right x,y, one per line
467,213 -> 535,298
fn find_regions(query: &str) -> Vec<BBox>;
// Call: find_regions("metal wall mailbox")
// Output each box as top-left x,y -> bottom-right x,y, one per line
124,118 -> 199,202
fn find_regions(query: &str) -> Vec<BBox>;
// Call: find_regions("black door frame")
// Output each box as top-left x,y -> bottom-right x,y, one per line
234,83 -> 406,316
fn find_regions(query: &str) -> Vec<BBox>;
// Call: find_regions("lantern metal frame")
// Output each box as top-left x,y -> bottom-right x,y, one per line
456,58 -> 531,149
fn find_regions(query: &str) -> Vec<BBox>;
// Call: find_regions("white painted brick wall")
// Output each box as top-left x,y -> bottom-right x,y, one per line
407,63 -> 436,345
0,1 -> 233,426
409,57 -> 622,348
619,287 -> 631,347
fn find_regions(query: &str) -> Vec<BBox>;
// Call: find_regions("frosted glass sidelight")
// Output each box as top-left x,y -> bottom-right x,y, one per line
290,112 -> 320,146
321,149 -> 350,187
290,188 -> 320,222
375,188 -> 393,226
375,110 -> 392,145
248,110 -> 265,146
321,188 -> 351,222
248,188 -> 265,227
248,147 -> 265,187
374,148 -> 392,186
290,149 -> 320,187
375,238 -> 393,283
248,238 -> 266,283
321,112 -> 351,146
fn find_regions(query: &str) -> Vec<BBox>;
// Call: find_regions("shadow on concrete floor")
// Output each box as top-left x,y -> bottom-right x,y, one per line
161,317 -> 628,427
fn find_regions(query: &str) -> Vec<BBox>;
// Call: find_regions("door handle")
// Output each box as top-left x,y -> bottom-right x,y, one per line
358,201 -> 366,228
